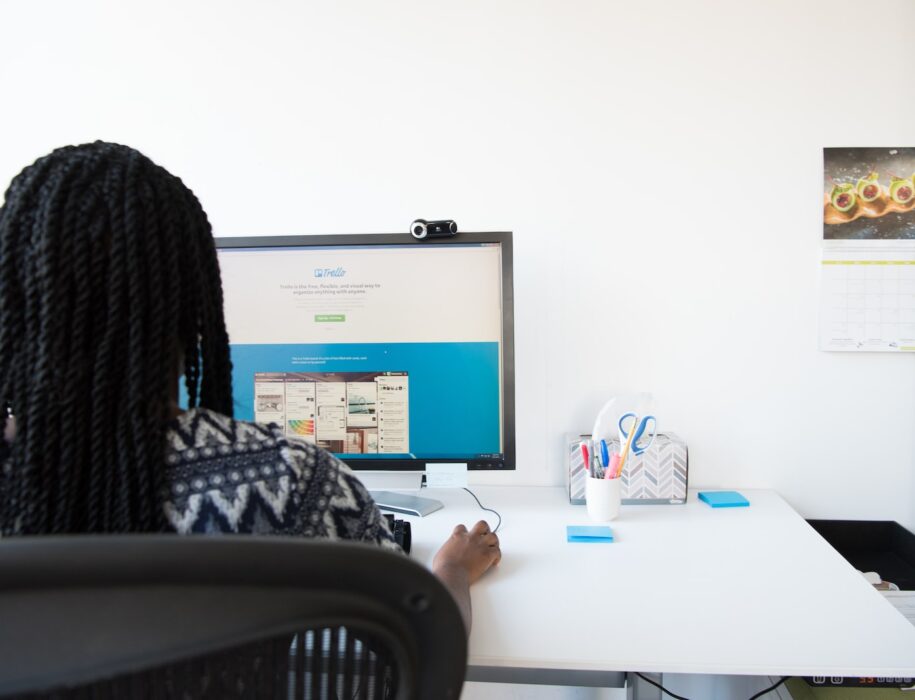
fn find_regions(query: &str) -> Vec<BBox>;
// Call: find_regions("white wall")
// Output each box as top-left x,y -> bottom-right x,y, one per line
2,0 -> 914,532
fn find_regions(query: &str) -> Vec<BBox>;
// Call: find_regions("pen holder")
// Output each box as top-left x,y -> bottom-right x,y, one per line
586,476 -> 621,522
568,433 -> 688,505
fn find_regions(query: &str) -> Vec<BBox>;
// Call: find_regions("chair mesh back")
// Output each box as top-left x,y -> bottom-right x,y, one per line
291,627 -> 397,700
4,626 -> 398,700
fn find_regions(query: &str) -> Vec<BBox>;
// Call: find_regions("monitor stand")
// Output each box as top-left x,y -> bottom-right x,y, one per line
359,472 -> 444,517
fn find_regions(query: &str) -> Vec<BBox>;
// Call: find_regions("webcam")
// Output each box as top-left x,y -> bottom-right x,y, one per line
410,219 -> 458,240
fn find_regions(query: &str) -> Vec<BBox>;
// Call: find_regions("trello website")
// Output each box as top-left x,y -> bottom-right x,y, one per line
217,243 -> 504,460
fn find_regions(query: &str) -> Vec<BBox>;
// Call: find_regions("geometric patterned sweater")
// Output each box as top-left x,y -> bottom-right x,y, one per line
162,408 -> 400,551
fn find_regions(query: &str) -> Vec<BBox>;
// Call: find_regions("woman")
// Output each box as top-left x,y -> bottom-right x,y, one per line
0,141 -> 499,629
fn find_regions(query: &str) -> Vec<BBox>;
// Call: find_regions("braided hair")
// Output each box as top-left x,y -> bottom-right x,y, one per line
0,142 -> 233,534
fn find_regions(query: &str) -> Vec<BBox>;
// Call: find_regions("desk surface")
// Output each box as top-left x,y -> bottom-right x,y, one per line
401,487 -> 915,679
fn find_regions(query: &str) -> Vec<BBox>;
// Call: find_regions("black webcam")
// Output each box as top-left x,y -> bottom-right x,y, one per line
410,219 -> 458,240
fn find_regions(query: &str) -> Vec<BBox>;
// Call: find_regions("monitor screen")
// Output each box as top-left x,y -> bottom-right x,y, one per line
214,232 -> 515,471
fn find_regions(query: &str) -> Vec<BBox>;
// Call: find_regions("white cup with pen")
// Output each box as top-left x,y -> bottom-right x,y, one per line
583,411 -> 656,522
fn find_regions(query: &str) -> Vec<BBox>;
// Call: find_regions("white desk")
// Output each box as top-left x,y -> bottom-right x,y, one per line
399,486 -> 915,685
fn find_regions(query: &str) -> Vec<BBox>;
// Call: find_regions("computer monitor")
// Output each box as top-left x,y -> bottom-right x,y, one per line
214,232 -> 515,514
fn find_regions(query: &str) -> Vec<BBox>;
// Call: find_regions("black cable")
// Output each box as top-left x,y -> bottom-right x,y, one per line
635,673 -> 690,700
634,673 -> 791,700
747,676 -> 789,699
462,487 -> 501,533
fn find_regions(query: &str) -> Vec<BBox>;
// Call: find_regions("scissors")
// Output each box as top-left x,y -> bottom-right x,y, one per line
618,413 -> 657,455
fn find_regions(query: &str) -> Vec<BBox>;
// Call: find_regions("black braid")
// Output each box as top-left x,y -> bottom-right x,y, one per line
0,141 -> 233,535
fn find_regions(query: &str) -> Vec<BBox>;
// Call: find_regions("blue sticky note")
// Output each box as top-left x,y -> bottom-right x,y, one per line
567,525 -> 614,543
698,490 -> 749,508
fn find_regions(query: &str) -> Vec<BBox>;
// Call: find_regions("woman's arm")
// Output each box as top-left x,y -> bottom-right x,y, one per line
432,520 -> 501,634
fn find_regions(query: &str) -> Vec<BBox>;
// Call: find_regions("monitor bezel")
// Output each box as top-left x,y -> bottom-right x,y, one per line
214,231 -> 516,472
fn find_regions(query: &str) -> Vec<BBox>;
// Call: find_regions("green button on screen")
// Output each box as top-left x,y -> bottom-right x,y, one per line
315,314 -> 346,322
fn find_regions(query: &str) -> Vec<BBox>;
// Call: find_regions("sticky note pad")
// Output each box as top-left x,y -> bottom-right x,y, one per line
698,490 -> 749,508
567,525 -> 614,543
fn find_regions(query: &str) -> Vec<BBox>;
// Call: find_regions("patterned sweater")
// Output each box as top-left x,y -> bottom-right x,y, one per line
162,408 -> 399,550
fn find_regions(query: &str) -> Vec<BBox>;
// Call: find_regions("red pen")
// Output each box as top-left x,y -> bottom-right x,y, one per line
580,442 -> 591,477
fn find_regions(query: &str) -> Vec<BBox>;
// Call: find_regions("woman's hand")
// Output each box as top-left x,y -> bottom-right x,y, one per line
433,520 -> 501,584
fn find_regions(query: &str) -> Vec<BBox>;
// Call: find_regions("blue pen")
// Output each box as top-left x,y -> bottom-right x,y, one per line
599,439 -> 609,468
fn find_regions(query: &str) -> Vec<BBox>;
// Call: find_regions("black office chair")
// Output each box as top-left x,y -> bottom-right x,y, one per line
0,535 -> 467,699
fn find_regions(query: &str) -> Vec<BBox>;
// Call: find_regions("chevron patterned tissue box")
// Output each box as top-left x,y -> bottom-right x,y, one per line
567,433 -> 688,505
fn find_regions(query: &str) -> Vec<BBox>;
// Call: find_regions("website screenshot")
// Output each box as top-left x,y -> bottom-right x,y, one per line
218,243 -> 504,459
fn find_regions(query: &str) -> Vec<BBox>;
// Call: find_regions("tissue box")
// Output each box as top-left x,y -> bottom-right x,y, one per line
567,433 -> 688,505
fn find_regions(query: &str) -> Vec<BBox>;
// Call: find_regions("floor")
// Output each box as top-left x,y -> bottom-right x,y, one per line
461,683 -> 626,699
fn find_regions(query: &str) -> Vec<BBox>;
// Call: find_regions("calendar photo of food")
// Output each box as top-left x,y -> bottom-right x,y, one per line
824,147 -> 915,240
